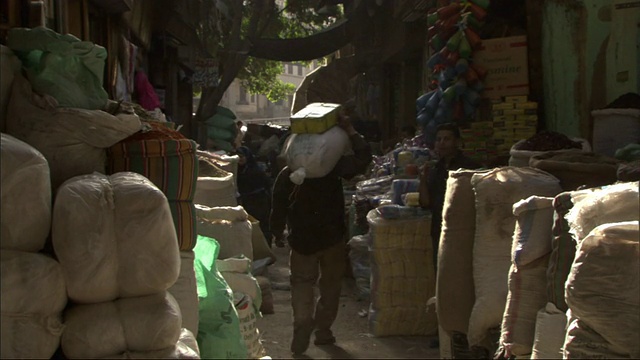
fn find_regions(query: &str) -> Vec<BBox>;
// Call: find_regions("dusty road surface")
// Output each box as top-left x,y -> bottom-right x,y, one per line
256,246 -> 441,359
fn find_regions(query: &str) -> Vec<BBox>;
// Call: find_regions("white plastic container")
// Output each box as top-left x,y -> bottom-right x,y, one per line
591,108 -> 640,157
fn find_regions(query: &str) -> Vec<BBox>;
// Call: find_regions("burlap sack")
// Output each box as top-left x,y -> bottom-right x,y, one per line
529,151 -> 619,191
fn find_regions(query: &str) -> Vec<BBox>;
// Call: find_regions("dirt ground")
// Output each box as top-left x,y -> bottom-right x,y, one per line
255,245 -> 442,359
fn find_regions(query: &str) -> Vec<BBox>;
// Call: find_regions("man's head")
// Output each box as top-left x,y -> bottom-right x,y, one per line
434,122 -> 461,159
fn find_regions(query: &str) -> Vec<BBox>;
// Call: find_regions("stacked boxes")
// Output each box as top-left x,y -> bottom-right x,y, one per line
460,95 -> 539,162
492,95 -> 539,155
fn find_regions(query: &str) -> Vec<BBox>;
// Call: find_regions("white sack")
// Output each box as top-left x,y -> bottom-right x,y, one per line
511,196 -> 555,267
565,181 -> 639,241
62,292 -> 182,359
194,174 -> 237,208
195,204 -> 248,222
237,296 -> 266,359
565,221 -> 639,358
283,125 -> 350,185
104,328 -> 200,359
468,167 -> 561,346
52,172 -> 180,303
6,74 -> 141,190
168,251 -> 200,336
197,217 -> 253,260
0,250 -> 67,359
0,133 -> 51,252
0,45 -> 22,132
500,255 -> 550,357
530,303 -> 567,360
216,256 -> 252,273
220,272 -> 262,310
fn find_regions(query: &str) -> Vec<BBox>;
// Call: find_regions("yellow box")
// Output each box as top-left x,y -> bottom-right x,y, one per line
470,121 -> 494,129
493,115 -> 516,122
515,115 -> 538,122
504,95 -> 529,103
515,102 -> 538,110
492,102 -> 516,110
493,128 -> 513,136
290,102 -> 341,134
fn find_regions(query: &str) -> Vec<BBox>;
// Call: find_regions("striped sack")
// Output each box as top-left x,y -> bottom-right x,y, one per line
107,139 -> 198,202
168,200 -> 197,251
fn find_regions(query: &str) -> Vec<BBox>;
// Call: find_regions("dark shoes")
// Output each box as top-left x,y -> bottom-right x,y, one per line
314,329 -> 336,346
291,326 -> 313,355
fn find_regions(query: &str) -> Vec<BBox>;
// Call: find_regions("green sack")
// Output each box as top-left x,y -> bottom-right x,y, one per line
216,106 -> 237,120
194,235 -> 248,359
7,27 -> 109,110
206,124 -> 237,142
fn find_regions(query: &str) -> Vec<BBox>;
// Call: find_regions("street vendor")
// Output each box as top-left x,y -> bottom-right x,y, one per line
269,109 -> 372,355
419,122 -> 481,272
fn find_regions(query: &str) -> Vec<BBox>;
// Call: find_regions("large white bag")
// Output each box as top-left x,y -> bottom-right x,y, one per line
563,313 -> 629,359
62,291 -> 182,359
468,167 -> 561,347
499,196 -> 555,357
565,181 -> 639,241
52,172 -> 180,303
0,133 -> 51,252
6,74 -> 141,190
565,221 -> 639,358
194,174 -> 237,208
104,328 -> 200,359
0,250 -> 67,359
197,211 -> 253,261
168,251 -> 200,336
531,303 -> 567,360
283,125 -> 350,184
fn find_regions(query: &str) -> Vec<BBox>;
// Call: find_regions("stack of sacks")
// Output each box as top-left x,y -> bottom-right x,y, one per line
52,172 -> 198,358
6,74 -> 141,190
366,209 -> 437,337
436,169 -> 489,357
530,303 -> 567,359
247,214 -> 276,265
467,167 -> 561,349
499,196 -> 555,358
106,122 -> 200,334
195,152 -> 238,207
547,182 -> 640,315
0,134 -> 66,359
203,106 -> 238,153
217,256 -> 266,359
560,182 -> 639,358
563,221 -> 639,359
196,205 -> 254,260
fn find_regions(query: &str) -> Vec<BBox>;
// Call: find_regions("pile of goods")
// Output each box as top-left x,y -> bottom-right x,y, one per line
418,0 -> 490,145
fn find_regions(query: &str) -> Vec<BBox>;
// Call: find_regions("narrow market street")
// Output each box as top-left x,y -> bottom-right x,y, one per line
257,245 -> 441,359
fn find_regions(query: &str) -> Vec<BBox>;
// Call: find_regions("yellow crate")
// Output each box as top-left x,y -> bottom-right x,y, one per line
492,102 -> 516,110
493,115 -> 516,122
493,128 -> 514,136
515,115 -> 538,122
470,121 -> 494,129
290,102 -> 341,134
515,101 -> 538,110
504,95 -> 529,103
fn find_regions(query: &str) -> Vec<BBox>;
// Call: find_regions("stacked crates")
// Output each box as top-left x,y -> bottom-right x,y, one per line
491,95 -> 538,156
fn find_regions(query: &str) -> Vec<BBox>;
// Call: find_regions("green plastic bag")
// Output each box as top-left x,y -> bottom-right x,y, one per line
206,124 -> 236,142
7,27 -> 109,110
194,235 -> 248,359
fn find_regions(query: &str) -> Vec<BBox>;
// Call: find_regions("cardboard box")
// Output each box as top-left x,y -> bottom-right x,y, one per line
470,121 -> 494,129
515,102 -> 538,110
504,95 -> 529,103
474,36 -> 529,99
492,102 -> 516,110
493,115 -> 516,122
515,115 -> 538,122
290,102 -> 341,134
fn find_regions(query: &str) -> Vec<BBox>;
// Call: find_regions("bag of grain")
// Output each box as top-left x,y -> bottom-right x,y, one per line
62,292 -> 182,359
530,303 -> 567,359
0,133 -> 51,252
0,250 -> 67,359
168,251 -> 200,336
468,167 -> 561,347
52,172 -> 180,303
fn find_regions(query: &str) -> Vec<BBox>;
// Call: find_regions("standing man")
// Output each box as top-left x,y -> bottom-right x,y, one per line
270,110 -> 372,355
419,122 -> 481,272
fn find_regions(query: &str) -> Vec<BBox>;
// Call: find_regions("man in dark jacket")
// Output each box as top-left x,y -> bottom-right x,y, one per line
270,111 -> 372,355
419,122 -> 481,273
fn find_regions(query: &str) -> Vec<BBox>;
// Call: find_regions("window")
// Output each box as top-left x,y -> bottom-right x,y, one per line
287,63 -> 293,74
288,95 -> 293,106
238,86 -> 248,104
297,64 -> 303,76
251,94 -> 255,103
